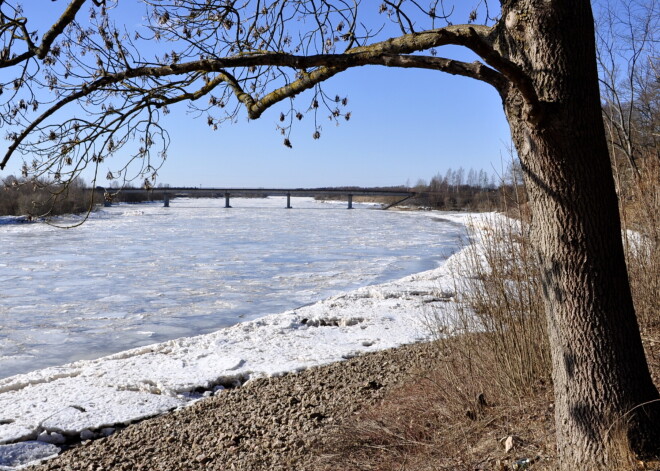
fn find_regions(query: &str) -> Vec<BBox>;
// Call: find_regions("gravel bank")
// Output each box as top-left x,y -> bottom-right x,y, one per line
27,341 -> 441,471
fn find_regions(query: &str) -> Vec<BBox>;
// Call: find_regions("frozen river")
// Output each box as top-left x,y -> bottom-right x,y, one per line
0,197 -> 466,379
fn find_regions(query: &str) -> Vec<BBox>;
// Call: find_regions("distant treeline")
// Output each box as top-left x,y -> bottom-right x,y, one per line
409,166 -> 525,211
1,165 -> 526,218
103,185 -> 172,204
0,177 -> 169,218
0,176 -> 93,218
316,166 -> 526,212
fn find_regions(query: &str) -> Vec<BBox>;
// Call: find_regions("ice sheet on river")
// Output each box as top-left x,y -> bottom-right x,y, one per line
0,197 -> 468,379
0,262 -> 458,442
0,212 -> 488,469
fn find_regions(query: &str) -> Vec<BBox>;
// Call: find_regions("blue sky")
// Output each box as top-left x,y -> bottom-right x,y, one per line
153,62 -> 512,188
0,2 -> 513,188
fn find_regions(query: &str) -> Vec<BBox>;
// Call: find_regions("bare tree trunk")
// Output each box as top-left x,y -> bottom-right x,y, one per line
499,1 -> 660,468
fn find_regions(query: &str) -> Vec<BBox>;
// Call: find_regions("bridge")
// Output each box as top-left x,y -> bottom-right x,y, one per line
97,187 -> 417,210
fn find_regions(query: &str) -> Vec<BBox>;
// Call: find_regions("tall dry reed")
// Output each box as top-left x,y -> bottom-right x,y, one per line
618,158 -> 660,330
428,203 -> 550,397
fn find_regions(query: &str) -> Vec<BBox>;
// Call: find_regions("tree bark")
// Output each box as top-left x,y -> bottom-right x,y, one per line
497,1 -> 660,468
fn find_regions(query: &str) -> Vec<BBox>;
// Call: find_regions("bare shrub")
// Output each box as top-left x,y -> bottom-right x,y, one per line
319,198 -> 557,470
0,176 -> 94,218
431,210 -> 550,396
619,158 -> 660,330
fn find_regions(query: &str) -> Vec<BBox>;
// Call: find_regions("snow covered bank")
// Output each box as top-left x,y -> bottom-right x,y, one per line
0,212 -> 487,470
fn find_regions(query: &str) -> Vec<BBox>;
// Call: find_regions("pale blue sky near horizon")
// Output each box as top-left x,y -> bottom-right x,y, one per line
0,1 -> 515,189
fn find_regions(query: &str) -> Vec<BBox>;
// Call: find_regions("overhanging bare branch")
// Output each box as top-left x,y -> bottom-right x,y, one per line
0,2 -> 534,183
0,0 -> 91,68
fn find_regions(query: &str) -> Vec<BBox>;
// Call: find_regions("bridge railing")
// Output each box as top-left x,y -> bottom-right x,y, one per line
94,187 -> 417,209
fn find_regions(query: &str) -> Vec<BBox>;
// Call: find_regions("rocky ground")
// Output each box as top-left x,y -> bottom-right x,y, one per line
27,341 -> 441,471
25,324 -> 660,471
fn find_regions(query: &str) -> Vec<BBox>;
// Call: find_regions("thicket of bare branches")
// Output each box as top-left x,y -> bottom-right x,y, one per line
0,176 -> 90,217
597,0 -> 659,327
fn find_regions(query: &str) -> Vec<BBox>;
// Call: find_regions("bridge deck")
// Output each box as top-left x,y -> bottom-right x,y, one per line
104,187 -> 412,196
96,187 -> 417,209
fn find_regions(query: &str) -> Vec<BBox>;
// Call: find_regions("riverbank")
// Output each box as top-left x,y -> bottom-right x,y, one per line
5,208 -> 658,470
24,341 -> 443,471
0,208 -> 481,469
19,323 -> 660,471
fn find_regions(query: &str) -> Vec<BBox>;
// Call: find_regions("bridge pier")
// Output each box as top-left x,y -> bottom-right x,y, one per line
286,193 -> 292,209
224,192 -> 232,208
347,194 -> 353,209
163,193 -> 170,207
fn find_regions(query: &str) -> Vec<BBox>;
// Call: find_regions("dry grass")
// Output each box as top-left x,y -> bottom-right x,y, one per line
316,206 -> 557,471
317,334 -> 556,471
619,158 -> 660,330
317,161 -> 659,470
316,330 -> 660,470
445,214 -> 549,396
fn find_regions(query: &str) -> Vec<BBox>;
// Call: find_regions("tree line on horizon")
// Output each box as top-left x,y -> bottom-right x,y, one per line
0,177 -> 172,218
408,166 -> 520,211
0,165 -> 518,218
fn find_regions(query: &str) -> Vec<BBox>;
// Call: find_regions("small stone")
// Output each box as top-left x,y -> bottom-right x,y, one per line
514,458 -> 532,469
37,431 -> 66,444
360,380 -> 383,391
309,412 -> 326,421
503,435 -> 523,453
